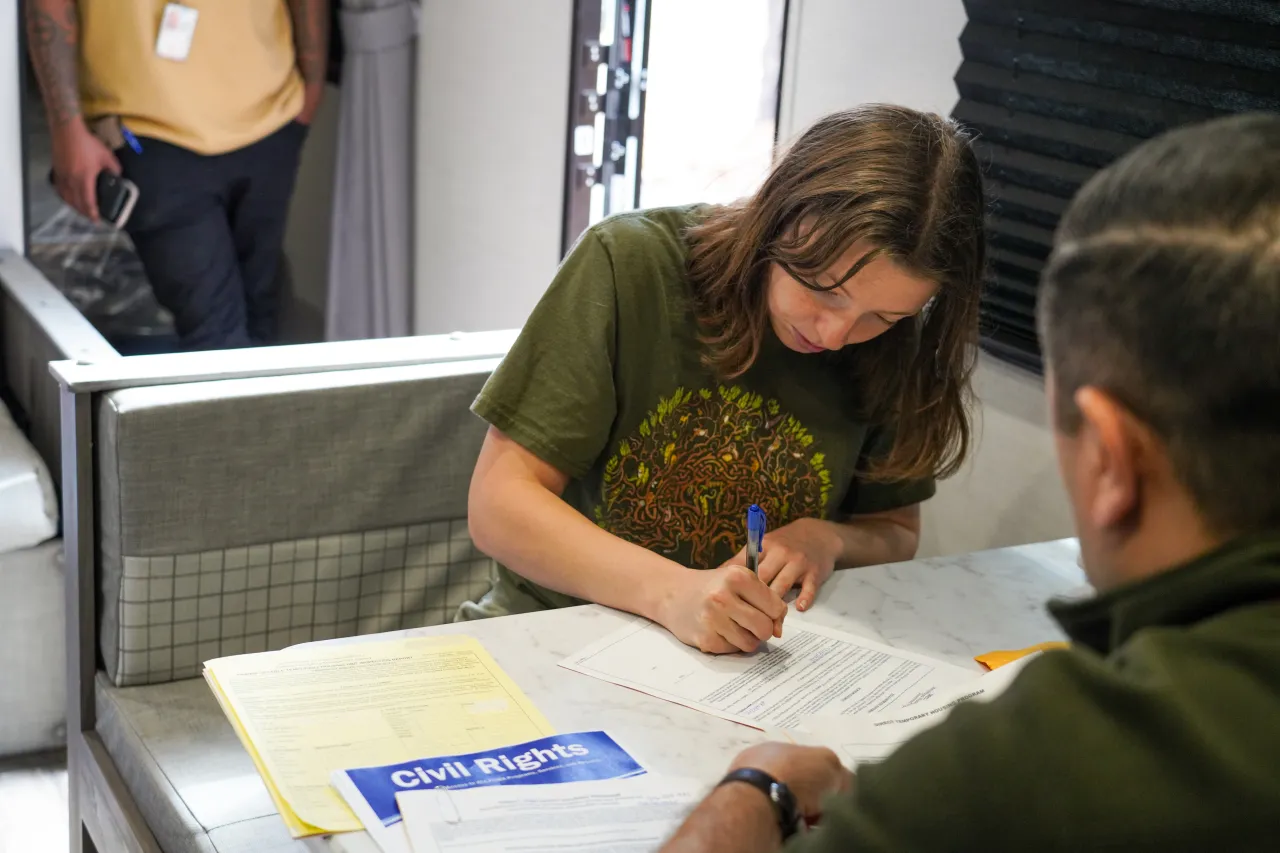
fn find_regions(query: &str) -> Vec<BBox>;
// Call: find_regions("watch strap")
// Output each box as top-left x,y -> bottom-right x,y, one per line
718,767 -> 801,841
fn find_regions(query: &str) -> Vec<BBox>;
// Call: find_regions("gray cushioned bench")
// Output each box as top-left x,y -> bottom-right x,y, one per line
52,333 -> 516,853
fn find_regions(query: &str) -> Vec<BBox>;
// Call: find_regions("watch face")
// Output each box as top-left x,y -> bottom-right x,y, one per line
769,782 -> 802,835
769,782 -> 789,806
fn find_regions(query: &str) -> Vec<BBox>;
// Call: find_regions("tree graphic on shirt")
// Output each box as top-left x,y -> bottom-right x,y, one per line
595,386 -> 832,568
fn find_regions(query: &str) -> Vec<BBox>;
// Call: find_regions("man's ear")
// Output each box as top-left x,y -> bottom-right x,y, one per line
1074,387 -> 1143,531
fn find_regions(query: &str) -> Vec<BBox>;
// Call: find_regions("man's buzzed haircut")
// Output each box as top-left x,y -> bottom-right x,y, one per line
1039,112 -> 1280,535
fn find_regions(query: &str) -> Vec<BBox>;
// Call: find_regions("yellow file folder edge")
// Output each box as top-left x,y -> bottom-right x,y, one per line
204,635 -> 556,838
204,667 -> 316,836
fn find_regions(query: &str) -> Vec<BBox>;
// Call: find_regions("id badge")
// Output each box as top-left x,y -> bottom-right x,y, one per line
155,3 -> 199,61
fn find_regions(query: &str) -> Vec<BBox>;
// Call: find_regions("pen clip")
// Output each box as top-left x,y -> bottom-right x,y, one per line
121,124 -> 144,155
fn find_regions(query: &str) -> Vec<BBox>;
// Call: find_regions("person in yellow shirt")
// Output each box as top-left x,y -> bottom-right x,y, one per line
26,0 -> 330,350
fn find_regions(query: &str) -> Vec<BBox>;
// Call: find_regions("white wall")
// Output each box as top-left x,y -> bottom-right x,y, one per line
778,0 -> 965,142
414,1 -> 573,335
777,0 -> 1074,557
1,0 -> 24,251
918,356 -> 1074,558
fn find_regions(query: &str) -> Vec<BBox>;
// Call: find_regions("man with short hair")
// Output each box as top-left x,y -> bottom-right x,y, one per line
661,112 -> 1280,852
26,0 -> 329,350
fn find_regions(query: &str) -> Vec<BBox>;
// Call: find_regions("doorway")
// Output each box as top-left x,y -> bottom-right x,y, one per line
562,0 -> 789,253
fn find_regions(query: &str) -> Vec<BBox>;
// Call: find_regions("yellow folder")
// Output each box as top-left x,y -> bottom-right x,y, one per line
203,635 -> 555,837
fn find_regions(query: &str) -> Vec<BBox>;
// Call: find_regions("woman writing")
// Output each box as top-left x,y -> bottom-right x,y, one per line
460,104 -> 986,655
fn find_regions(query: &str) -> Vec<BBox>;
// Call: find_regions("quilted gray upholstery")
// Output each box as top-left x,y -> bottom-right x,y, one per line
95,360 -> 501,685
109,520 -> 493,686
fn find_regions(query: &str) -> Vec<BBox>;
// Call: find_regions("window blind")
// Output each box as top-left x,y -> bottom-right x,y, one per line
953,0 -> 1280,373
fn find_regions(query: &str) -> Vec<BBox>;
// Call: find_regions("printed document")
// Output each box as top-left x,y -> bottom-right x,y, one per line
203,635 -> 553,836
560,615 -> 976,730
333,731 -> 646,853
795,653 -> 1038,765
397,777 -> 703,853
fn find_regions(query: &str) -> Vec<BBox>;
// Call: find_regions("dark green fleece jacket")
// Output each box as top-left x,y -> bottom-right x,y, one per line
787,535 -> 1280,852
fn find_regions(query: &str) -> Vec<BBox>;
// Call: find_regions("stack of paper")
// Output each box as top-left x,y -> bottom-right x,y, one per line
332,731 -> 649,853
203,635 -> 554,837
397,777 -> 704,853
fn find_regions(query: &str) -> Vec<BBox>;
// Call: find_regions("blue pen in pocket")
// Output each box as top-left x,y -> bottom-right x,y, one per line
746,504 -> 767,574
121,125 -> 144,155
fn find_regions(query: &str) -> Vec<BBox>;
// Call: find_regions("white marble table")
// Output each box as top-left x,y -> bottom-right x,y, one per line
312,538 -> 1087,853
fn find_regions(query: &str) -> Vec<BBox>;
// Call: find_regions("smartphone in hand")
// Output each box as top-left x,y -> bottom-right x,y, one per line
95,172 -> 140,229
46,167 -> 141,228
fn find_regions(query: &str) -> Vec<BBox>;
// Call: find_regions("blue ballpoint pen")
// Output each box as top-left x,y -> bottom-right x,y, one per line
746,504 -> 767,574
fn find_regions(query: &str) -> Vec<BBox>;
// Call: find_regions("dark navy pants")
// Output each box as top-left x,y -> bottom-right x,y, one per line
119,120 -> 308,351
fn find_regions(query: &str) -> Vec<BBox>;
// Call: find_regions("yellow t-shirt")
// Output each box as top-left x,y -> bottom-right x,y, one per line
79,0 -> 305,155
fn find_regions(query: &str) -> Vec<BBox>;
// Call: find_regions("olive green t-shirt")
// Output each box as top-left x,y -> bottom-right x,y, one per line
459,205 -> 934,619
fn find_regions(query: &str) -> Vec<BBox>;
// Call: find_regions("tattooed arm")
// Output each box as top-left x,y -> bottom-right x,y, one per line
287,0 -> 330,125
25,0 -> 81,130
25,0 -> 119,220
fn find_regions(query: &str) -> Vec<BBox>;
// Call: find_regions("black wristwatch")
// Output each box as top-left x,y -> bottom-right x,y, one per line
718,767 -> 802,841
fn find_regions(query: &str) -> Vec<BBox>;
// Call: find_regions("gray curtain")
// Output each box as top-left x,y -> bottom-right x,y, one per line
326,0 -> 418,340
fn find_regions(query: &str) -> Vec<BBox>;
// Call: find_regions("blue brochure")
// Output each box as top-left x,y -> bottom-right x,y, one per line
331,730 -> 646,853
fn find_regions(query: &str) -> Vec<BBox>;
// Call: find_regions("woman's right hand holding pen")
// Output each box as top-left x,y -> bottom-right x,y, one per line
656,566 -> 787,655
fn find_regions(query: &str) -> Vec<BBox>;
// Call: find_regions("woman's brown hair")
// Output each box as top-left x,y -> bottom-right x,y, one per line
685,104 -> 986,482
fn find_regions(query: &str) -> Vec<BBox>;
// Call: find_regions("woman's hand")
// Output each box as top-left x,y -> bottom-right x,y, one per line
657,565 -> 788,655
725,518 -> 842,612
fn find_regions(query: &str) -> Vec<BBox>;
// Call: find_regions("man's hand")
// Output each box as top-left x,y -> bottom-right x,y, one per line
287,0 -> 329,126
657,565 -> 788,655
52,123 -> 121,222
295,81 -> 325,126
729,743 -> 852,818
724,518 -> 841,612
661,744 -> 852,853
